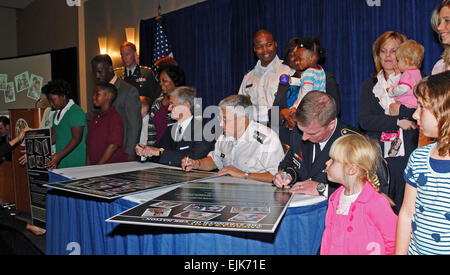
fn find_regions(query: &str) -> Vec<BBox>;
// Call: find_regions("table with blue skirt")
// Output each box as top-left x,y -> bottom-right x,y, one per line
45,162 -> 328,255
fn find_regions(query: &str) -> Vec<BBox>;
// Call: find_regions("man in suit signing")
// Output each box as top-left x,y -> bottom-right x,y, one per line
273,91 -> 358,197
135,86 -> 214,167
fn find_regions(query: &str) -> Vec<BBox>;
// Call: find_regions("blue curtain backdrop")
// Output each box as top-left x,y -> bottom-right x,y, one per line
140,0 -> 443,127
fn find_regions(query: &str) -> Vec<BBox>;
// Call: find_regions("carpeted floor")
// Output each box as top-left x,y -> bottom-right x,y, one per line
2,207 -> 46,255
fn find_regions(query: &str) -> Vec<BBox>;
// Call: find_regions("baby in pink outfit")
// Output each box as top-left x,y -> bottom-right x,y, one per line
388,40 -> 424,110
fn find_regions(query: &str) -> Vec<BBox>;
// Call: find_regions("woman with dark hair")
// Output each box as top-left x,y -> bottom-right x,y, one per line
42,80 -> 87,169
358,31 -> 418,214
146,66 -> 186,147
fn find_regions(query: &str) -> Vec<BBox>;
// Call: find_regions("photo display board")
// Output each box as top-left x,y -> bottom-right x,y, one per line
45,167 -> 215,200
0,53 -> 51,110
24,128 -> 52,227
107,181 -> 292,233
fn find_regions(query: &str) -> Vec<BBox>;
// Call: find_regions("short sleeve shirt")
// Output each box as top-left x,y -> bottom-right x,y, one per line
209,120 -> 284,175
404,143 -> 450,255
238,56 -> 291,122
53,103 -> 87,168
86,106 -> 127,164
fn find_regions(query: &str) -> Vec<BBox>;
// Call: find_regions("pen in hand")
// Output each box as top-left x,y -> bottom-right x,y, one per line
184,155 -> 190,171
137,144 -> 147,162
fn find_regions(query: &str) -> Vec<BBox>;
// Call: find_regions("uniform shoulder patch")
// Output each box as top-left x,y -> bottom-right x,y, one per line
340,128 -> 361,136
253,131 -> 267,144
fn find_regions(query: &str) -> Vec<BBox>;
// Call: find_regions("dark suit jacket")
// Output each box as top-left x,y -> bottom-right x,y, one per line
270,71 -> 341,144
359,76 -> 418,212
278,120 -> 358,197
359,77 -> 418,155
113,78 -> 142,157
155,117 -> 215,167
0,136 -> 11,161
0,142 -> 12,160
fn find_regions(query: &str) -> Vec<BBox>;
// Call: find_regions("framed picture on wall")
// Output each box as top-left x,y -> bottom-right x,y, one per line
0,74 -> 7,91
27,74 -> 43,101
15,71 -> 30,93
4,82 -> 16,103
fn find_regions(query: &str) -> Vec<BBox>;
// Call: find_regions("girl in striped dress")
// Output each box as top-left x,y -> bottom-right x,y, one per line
289,37 -> 327,108
396,71 -> 450,254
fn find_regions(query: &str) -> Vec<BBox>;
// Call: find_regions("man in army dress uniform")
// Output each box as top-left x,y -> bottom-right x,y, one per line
273,91 -> 362,197
115,42 -> 160,105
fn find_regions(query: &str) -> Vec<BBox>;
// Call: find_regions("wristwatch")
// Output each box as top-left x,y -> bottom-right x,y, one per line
244,172 -> 249,180
316,182 -> 326,196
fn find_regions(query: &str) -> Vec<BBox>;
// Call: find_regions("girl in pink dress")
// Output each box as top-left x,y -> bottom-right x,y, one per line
320,135 -> 397,255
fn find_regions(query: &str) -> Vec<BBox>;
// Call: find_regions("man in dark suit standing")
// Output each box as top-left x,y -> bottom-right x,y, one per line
274,91 -> 358,197
91,55 -> 142,161
115,42 -> 160,105
0,116 -> 11,161
135,86 -> 214,167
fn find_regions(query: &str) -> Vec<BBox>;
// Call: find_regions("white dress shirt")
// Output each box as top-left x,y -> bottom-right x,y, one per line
238,55 -> 291,122
209,120 -> 284,175
173,116 -> 193,142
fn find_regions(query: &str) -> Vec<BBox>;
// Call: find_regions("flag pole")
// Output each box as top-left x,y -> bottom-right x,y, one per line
156,3 -> 162,20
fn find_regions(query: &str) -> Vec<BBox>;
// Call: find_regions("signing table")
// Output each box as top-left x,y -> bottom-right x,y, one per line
46,162 -> 327,255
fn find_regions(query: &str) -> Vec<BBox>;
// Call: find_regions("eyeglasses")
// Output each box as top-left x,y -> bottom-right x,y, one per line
219,115 -> 236,124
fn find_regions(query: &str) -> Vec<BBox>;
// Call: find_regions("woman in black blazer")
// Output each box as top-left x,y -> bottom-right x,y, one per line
358,31 -> 419,214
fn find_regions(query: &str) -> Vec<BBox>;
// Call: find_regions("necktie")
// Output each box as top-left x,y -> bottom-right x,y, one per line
313,143 -> 321,163
127,69 -> 131,77
176,125 -> 183,142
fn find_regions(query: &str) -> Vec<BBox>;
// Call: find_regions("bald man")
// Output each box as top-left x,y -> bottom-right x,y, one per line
238,29 -> 290,123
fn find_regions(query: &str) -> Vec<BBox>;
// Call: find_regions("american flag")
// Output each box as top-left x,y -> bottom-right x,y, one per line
152,18 -> 173,66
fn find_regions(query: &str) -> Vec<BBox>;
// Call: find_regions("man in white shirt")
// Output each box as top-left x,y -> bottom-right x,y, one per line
238,29 -> 291,123
136,86 -> 214,167
182,94 -> 284,183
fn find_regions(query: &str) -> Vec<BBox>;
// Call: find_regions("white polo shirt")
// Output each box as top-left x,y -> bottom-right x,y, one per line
238,55 -> 291,122
209,120 -> 284,175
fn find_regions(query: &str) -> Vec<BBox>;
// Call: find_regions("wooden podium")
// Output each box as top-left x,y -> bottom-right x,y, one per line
0,160 -> 14,204
8,108 -> 44,213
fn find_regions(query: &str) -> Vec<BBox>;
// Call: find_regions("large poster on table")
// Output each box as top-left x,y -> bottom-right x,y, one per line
107,181 -> 292,233
45,167 -> 216,200
24,128 -> 52,228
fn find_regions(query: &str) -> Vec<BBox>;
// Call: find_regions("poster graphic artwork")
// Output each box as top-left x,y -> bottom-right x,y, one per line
14,72 -> 30,93
27,74 -> 43,101
46,167 -> 216,200
24,128 -> 53,228
107,181 -> 292,233
4,82 -> 16,103
0,74 -> 7,91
